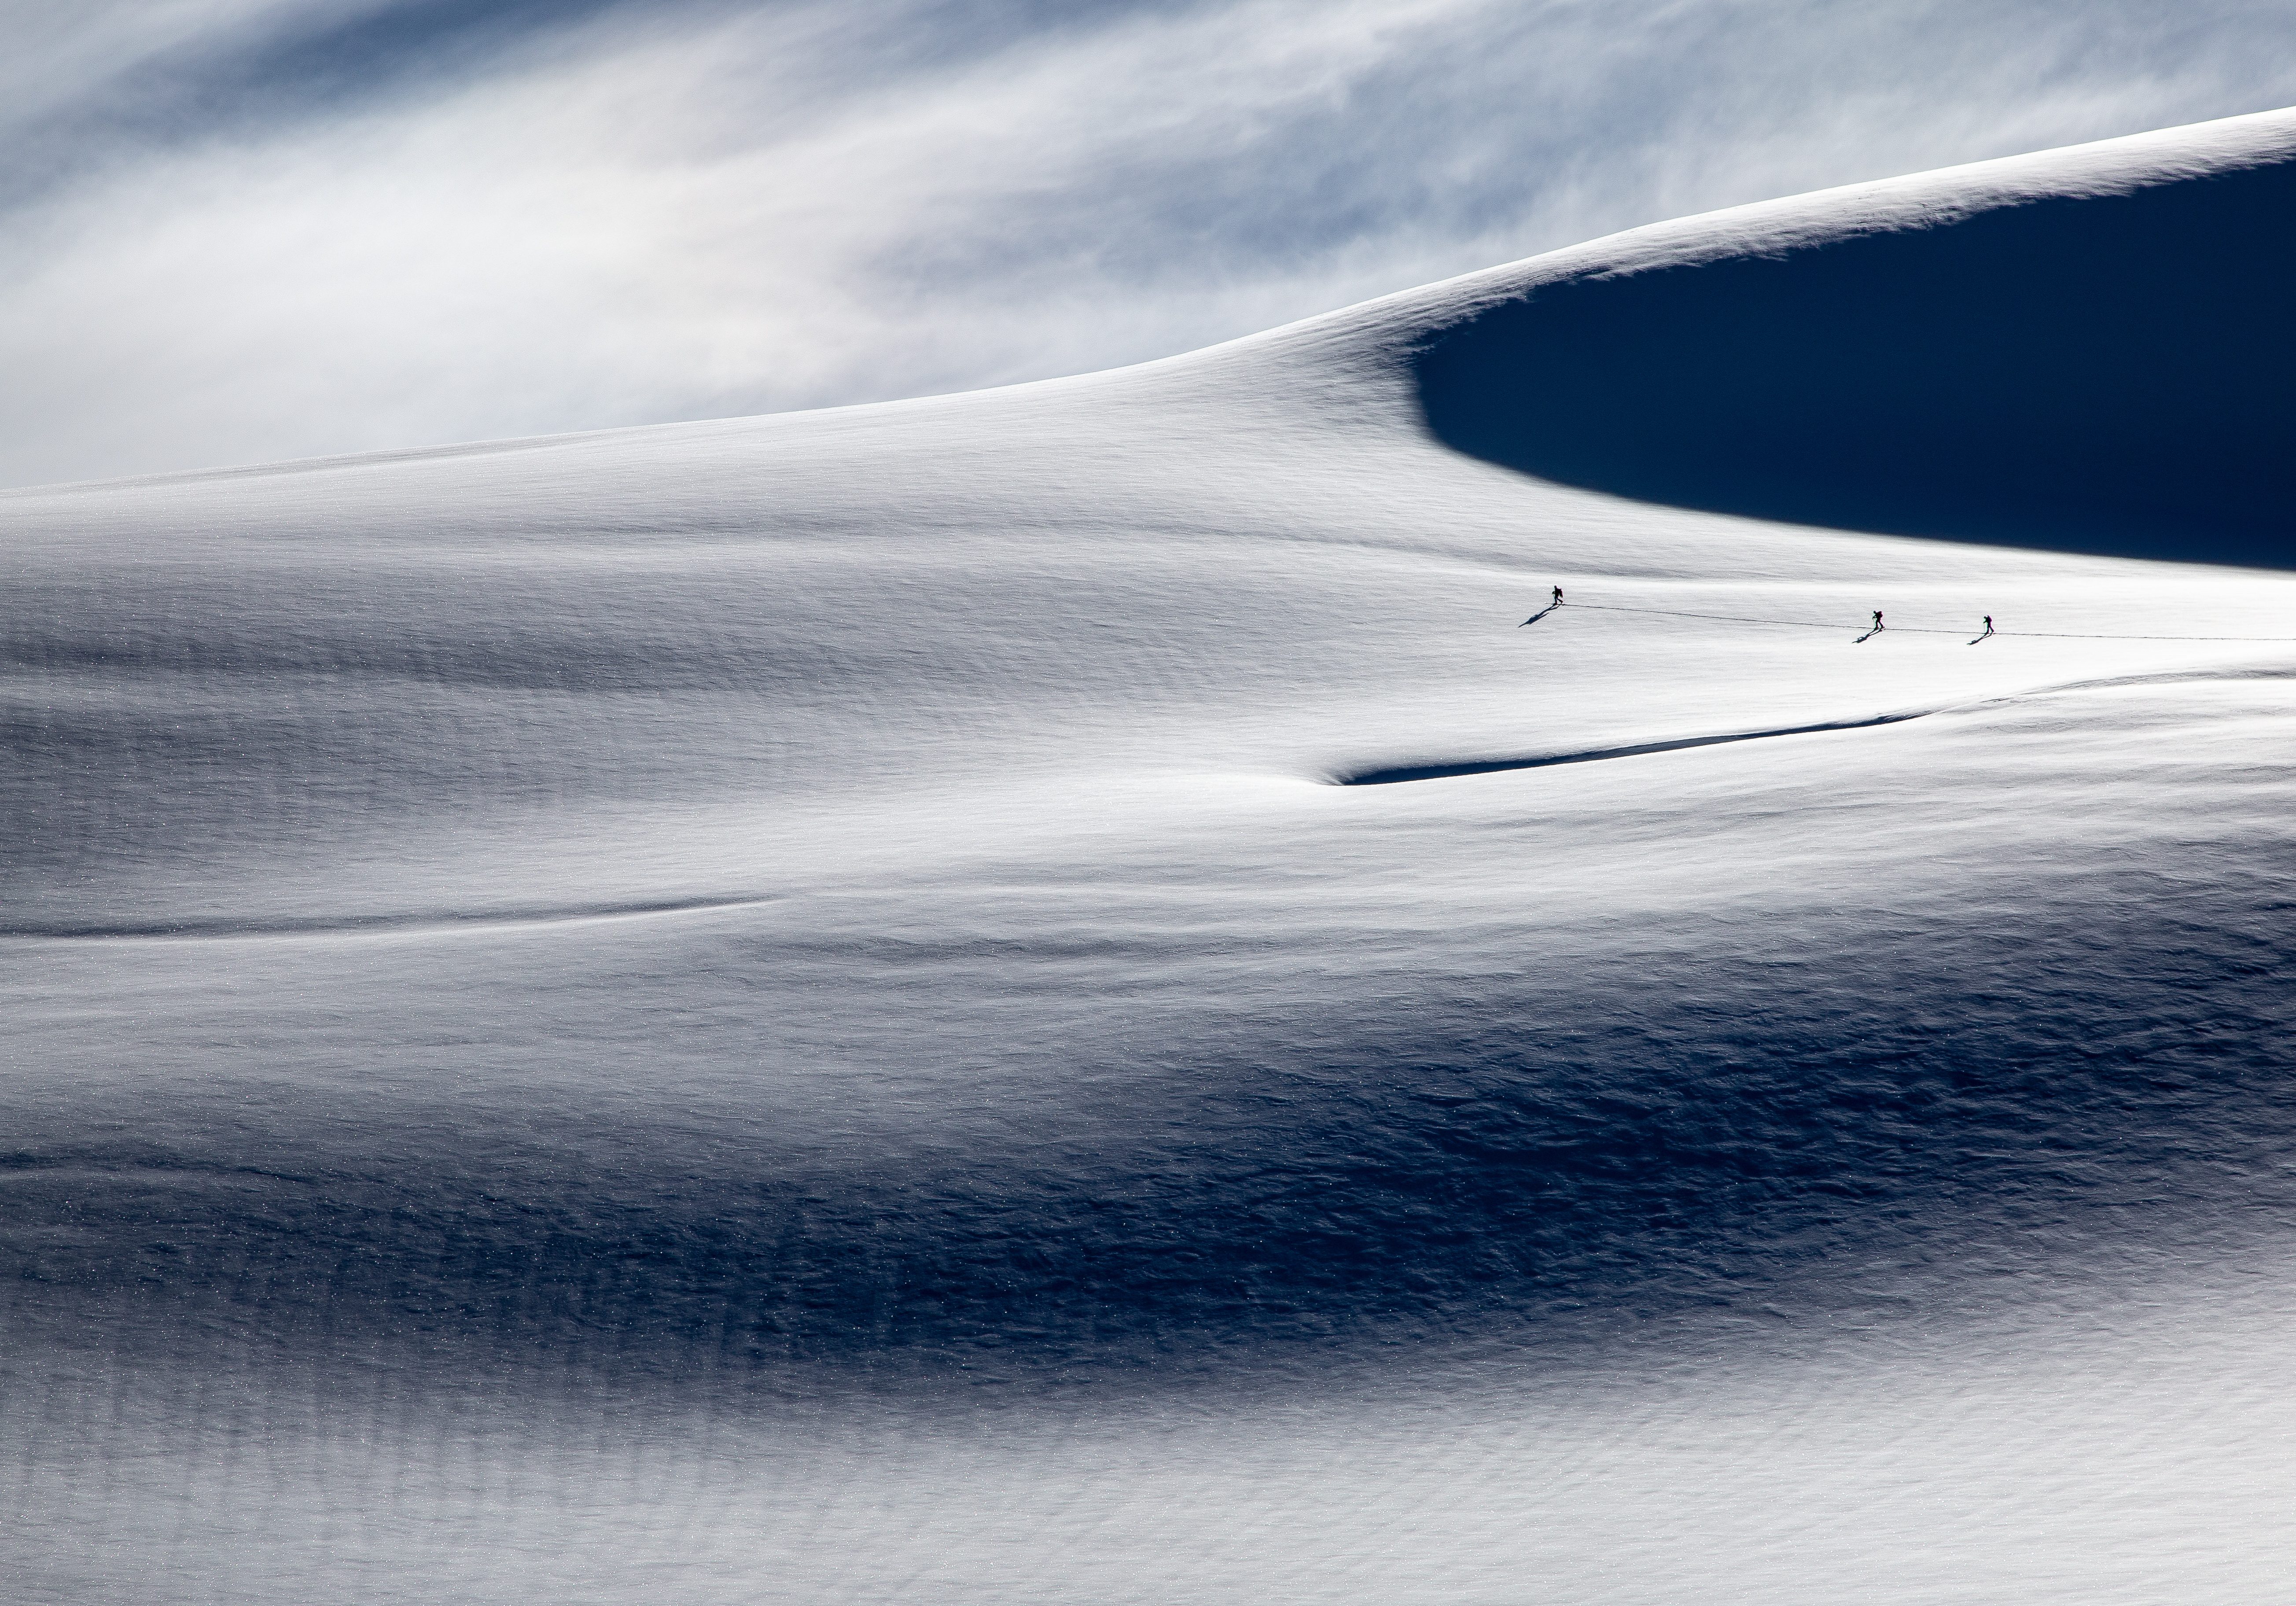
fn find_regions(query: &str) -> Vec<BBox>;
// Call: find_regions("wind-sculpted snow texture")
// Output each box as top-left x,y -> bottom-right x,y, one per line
9,110 -> 2296,1603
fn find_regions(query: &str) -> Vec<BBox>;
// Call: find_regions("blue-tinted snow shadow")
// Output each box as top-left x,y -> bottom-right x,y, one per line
1338,711 -> 1924,785
1416,157 -> 2296,567
8,860 -> 2296,1403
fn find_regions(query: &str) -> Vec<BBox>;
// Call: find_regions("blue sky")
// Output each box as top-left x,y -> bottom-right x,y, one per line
6,0 -> 2296,487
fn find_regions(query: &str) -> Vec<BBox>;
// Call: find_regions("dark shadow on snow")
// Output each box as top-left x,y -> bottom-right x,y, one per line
1339,711 -> 1922,785
11,854 -> 2296,1402
1417,156 -> 2296,567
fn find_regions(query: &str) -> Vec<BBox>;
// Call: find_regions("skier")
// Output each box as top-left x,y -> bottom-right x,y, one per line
1980,615 -> 1994,637
1552,585 -> 1564,606
1870,610 -> 1884,632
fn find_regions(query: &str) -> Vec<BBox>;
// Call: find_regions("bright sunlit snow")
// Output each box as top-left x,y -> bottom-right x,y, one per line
6,107 -> 2296,1603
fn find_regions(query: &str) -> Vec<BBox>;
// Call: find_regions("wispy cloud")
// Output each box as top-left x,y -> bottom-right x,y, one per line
5,0 -> 2296,486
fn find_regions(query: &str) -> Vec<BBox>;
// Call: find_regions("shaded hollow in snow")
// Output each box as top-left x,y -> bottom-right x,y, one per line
1417,153 -> 2296,566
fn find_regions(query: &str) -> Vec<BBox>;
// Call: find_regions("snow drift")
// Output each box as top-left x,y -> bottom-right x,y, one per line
8,109 -> 2296,1604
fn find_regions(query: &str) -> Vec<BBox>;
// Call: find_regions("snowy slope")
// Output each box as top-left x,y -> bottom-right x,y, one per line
7,108 -> 2296,1602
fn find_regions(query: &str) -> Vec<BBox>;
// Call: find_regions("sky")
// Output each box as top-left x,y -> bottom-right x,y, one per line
6,0 -> 2296,488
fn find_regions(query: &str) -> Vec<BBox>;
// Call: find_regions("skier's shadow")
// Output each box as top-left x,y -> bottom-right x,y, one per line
1518,604 -> 1560,627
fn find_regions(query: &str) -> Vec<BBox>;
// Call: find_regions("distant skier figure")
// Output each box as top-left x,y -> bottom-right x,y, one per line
1970,613 -> 1995,646
1521,583 -> 1566,626
1871,610 -> 1884,632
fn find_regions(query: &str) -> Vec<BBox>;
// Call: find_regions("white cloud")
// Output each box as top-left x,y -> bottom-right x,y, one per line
4,0 -> 2296,486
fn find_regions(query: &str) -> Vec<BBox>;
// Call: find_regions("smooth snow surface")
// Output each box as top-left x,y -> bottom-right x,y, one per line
8,108 -> 2296,1602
